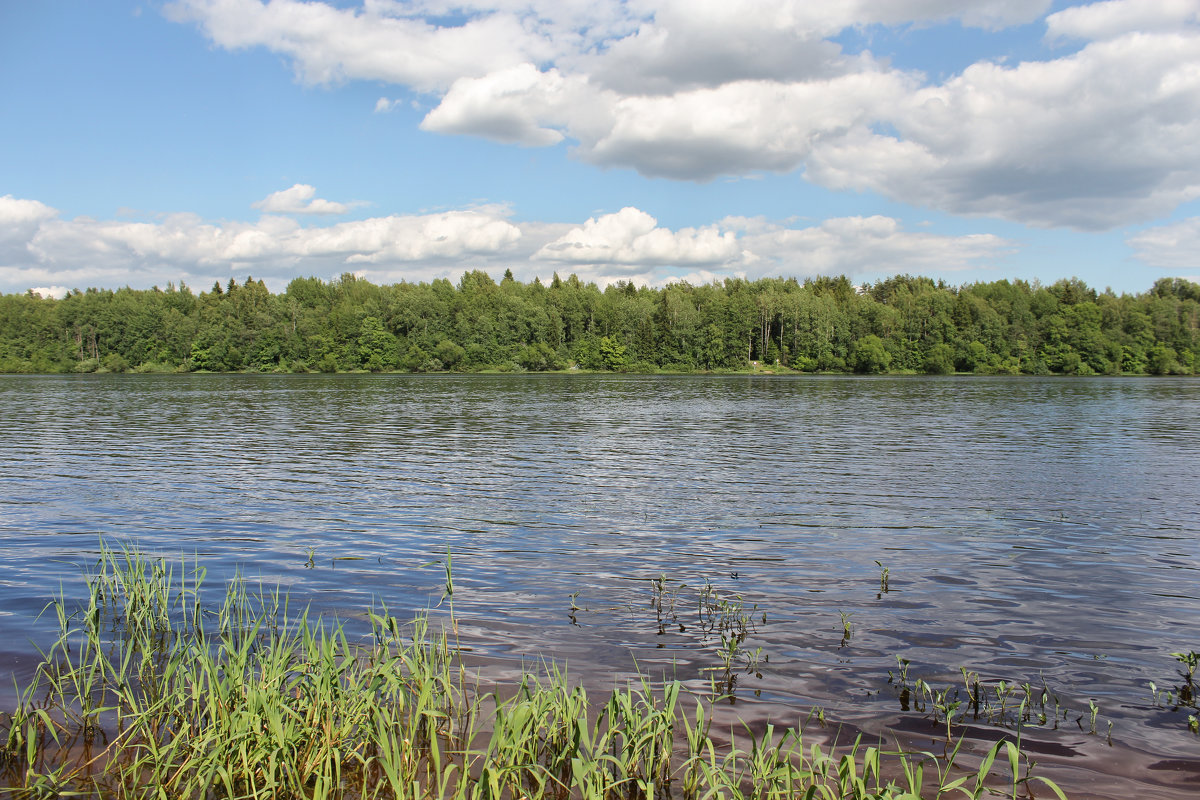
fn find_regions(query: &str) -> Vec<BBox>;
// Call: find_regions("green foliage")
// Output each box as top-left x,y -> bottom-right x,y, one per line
517,341 -> 561,371
851,334 -> 892,373
922,343 -> 955,374
598,335 -> 630,371
433,339 -> 466,369
357,315 -> 399,371
0,273 -> 1197,375
0,544 -> 1068,800
100,352 -> 130,373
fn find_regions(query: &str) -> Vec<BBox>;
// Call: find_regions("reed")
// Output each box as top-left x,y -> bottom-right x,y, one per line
1,544 -> 1067,799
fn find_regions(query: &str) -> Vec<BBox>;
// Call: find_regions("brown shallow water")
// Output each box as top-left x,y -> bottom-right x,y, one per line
1,373 -> 1198,797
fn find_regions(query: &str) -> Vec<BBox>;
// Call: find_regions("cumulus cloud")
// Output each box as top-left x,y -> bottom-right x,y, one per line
427,69 -> 916,180
253,184 -> 351,215
164,0 -> 542,92
581,72 -> 912,180
169,0 -> 1053,94
1046,0 -> 1200,41
1,194 -> 1013,294
421,64 -> 577,146
0,195 -> 58,226
806,29 -> 1200,229
33,209 -> 521,267
537,208 -> 1016,282
585,0 -> 1050,95
529,212 -> 1013,286
0,195 -> 59,248
730,214 -> 1013,277
533,207 -> 741,270
166,0 -> 1200,230
1,194 -> 525,293
1127,217 -> 1200,268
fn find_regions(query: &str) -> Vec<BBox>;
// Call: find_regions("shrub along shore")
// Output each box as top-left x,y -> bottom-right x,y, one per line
2,273 -> 1197,376
0,545 -> 1067,799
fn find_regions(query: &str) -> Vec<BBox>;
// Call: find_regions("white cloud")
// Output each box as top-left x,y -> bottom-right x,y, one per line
1046,0 -> 1200,41
0,195 -> 58,226
533,207 -> 741,269
0,195 -> 59,250
169,0 -> 1053,95
732,214 -> 1014,277
529,211 -> 1013,285
166,0 -> 559,92
253,184 -> 351,215
807,29 -> 1200,229
426,69 -> 915,180
529,208 -> 1014,283
1128,217 -> 1200,268
421,64 -> 575,146
581,3 -> 851,95
1,194 -> 524,293
577,72 -> 912,180
28,286 -> 70,300
0,194 -> 1014,294
585,0 -> 1051,95
167,1 -> 1200,229
0,196 -> 62,289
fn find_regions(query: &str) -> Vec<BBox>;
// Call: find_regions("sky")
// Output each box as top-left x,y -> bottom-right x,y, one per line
2,0 -> 1200,298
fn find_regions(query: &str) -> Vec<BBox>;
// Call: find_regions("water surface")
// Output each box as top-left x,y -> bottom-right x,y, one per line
1,374 -> 1198,797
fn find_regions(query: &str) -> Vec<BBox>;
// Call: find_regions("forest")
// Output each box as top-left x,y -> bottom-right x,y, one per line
1,271 -> 1198,375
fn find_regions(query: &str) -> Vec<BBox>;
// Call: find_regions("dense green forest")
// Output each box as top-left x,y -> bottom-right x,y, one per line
2,271 -> 1198,375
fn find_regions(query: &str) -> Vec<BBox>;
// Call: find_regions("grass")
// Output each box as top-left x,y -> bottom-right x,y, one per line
1,544 -> 1068,799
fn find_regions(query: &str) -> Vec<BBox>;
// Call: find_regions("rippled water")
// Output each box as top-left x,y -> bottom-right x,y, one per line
2,374 -> 1199,797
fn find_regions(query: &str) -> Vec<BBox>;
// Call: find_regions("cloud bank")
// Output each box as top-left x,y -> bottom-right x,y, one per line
1,191 -> 1014,294
167,0 -> 1200,230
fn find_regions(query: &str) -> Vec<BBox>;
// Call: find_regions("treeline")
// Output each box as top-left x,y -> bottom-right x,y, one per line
1,271 -> 1198,375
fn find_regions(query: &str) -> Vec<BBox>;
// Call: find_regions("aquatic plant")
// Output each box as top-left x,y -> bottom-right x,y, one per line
1149,650 -> 1200,736
1172,650 -> 1199,682
875,560 -> 890,596
887,662 -> 1103,743
0,544 -> 1068,799
839,610 -> 854,647
640,574 -> 765,694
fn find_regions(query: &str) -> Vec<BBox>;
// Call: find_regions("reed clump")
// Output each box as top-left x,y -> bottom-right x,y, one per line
2,545 -> 1066,799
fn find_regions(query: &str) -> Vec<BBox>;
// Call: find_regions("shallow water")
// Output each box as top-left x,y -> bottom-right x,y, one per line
2,373 -> 1198,797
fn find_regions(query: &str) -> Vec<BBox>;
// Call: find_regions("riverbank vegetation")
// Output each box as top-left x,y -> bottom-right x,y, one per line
2,272 -> 1197,376
1,546 -> 1066,799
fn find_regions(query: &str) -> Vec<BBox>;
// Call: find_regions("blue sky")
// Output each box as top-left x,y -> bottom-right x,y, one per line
2,0 -> 1199,297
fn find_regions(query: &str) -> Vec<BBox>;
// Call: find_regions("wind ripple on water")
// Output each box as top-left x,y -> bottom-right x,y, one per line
1,374 -> 1199,798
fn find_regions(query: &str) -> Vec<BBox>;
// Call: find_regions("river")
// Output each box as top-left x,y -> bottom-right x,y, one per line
1,373 -> 1198,797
